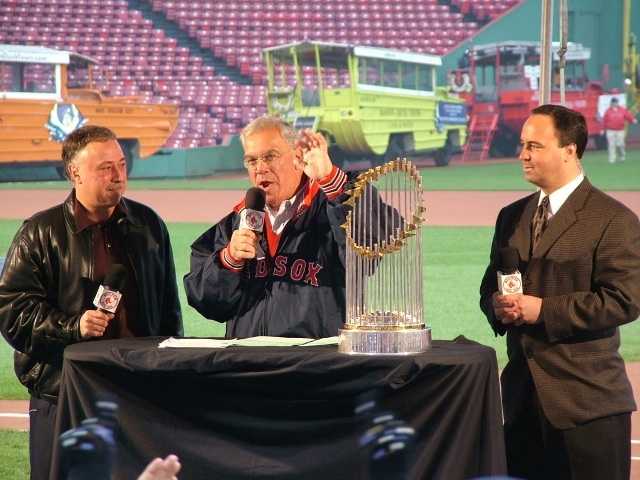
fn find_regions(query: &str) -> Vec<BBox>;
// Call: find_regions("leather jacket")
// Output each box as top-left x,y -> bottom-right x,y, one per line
0,191 -> 183,402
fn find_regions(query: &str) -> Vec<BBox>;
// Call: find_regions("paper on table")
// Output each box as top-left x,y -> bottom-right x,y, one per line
233,336 -> 313,347
158,337 -> 235,349
299,336 -> 340,347
158,336 -> 340,349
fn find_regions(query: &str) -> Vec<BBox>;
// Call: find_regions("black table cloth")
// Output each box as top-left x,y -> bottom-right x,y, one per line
52,336 -> 506,480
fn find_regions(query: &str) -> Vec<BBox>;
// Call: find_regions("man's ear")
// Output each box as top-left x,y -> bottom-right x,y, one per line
293,146 -> 305,171
69,163 -> 81,183
562,143 -> 577,162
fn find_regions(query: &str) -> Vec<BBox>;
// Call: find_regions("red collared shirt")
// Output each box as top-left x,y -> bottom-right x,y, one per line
74,197 -> 137,338
603,106 -> 636,131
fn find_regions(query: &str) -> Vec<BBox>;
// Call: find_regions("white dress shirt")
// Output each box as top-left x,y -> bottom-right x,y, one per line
266,186 -> 305,235
538,172 -> 585,219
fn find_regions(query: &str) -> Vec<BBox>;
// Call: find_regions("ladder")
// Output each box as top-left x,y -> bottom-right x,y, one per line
462,111 -> 499,162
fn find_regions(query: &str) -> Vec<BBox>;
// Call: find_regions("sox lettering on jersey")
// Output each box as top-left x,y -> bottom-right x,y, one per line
254,255 -> 323,286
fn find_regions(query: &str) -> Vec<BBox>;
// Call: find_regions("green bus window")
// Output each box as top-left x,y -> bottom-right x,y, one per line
417,64 -> 434,92
273,53 -> 296,91
383,60 -> 400,88
402,63 -> 417,90
362,58 -> 381,86
299,64 -> 318,107
320,66 -> 346,90
359,57 -> 368,84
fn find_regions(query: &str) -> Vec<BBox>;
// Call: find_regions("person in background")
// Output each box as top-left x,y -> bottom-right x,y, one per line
602,96 -> 637,163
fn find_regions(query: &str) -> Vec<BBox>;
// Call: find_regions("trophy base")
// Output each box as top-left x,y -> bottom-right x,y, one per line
338,326 -> 431,355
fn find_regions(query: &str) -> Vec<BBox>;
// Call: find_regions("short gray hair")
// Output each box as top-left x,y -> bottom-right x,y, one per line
240,116 -> 297,149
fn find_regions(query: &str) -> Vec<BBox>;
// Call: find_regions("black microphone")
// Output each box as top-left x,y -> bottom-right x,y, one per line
497,247 -> 523,295
239,187 -> 266,260
92,264 -> 127,314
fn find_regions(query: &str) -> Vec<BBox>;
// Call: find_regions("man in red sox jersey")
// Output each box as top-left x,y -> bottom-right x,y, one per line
184,116 -> 351,338
602,97 -> 637,164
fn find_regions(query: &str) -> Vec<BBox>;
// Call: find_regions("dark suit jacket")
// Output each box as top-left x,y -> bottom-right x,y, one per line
480,178 -> 640,429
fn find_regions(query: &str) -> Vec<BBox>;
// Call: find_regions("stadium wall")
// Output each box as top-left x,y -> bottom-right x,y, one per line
442,0 -> 635,91
130,136 -> 244,178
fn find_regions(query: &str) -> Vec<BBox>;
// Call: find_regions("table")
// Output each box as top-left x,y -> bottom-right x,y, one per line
52,336 -> 506,479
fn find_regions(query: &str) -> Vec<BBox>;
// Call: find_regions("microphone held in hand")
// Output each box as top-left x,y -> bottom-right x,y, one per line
93,264 -> 127,313
497,247 -> 523,295
239,187 -> 266,260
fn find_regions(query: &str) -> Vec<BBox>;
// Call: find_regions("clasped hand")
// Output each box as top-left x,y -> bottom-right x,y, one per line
492,293 -> 542,326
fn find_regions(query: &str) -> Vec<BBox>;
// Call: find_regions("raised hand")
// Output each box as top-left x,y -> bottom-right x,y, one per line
295,129 -> 333,181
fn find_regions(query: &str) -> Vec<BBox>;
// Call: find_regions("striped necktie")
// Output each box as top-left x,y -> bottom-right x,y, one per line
531,195 -> 550,251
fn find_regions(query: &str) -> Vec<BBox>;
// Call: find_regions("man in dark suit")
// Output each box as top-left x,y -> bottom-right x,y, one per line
480,104 -> 640,480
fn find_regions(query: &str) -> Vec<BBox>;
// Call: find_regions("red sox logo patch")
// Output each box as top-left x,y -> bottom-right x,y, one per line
244,210 -> 263,230
254,256 -> 323,286
99,291 -> 120,310
503,276 -> 522,295
93,286 -> 122,313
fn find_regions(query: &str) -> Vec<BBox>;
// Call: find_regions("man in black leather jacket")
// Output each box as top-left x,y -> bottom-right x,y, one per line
0,125 -> 183,480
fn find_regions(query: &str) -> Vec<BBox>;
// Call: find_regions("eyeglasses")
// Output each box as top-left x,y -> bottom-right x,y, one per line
243,150 -> 283,170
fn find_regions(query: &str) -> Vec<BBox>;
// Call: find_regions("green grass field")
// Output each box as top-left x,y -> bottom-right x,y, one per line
0,431 -> 29,480
2,219 -> 640,401
0,150 -> 638,191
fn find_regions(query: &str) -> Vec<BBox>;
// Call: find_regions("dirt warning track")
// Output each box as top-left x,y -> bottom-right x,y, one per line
1,189 -> 638,225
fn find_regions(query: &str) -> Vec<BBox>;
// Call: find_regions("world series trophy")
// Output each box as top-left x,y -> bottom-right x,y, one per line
338,158 -> 431,355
